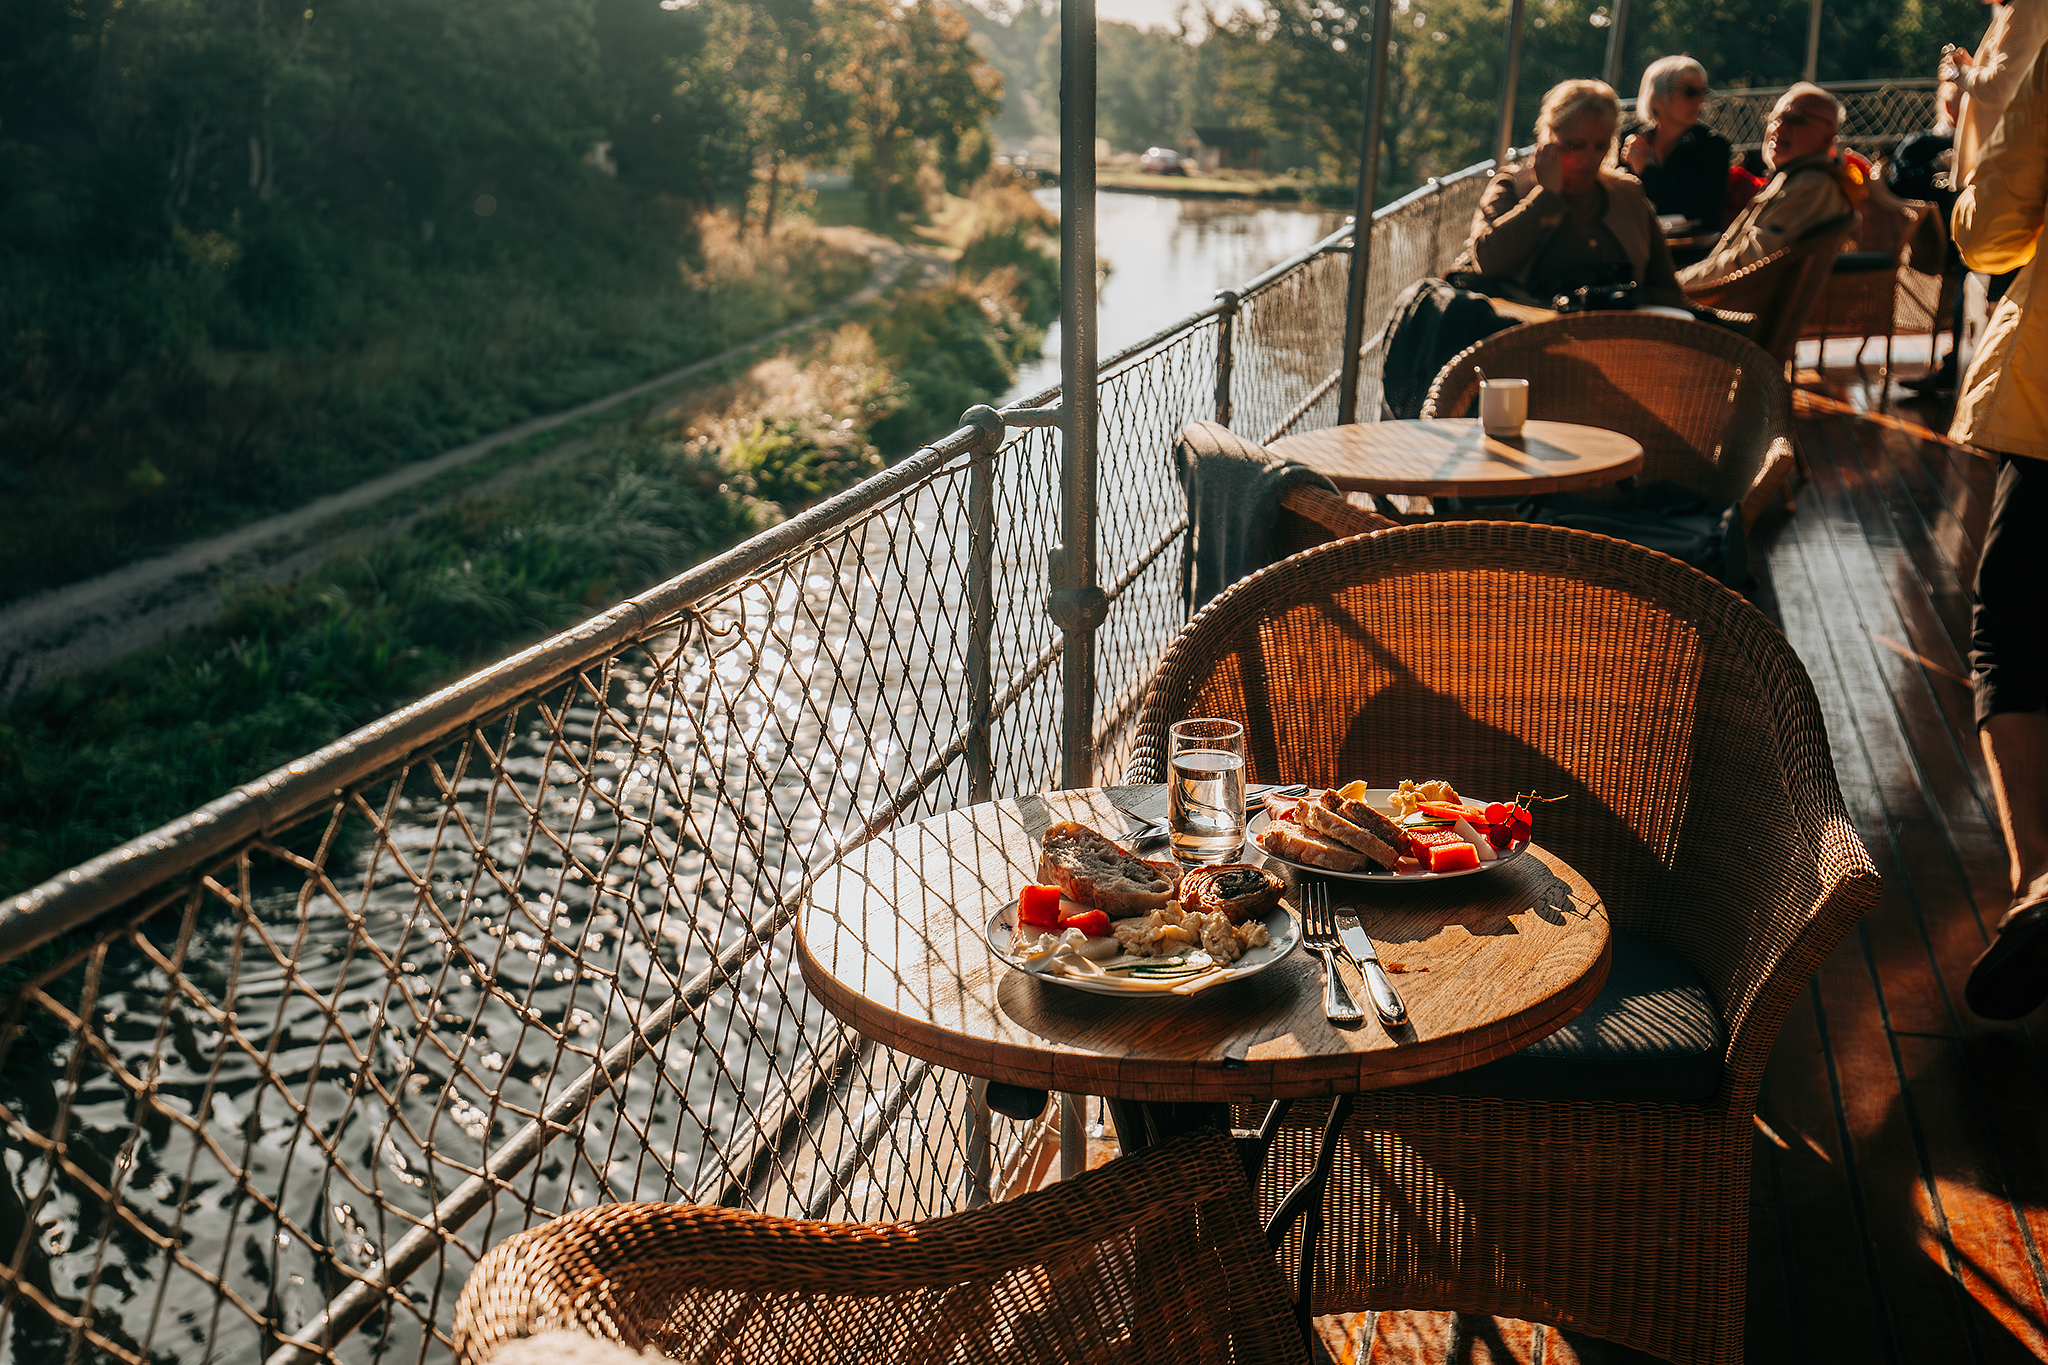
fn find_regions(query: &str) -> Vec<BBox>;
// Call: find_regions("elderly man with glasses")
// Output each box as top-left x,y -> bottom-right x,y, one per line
1678,83 -> 1859,288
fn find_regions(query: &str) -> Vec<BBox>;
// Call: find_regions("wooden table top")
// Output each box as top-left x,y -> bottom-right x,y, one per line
797,790 -> 1611,1103
1270,418 -> 1644,499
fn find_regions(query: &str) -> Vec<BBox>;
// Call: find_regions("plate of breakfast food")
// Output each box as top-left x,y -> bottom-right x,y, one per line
988,820 -> 1301,995
1249,779 -> 1545,882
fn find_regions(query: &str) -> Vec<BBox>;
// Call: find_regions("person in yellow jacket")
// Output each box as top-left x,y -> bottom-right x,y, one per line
1950,46 -> 2048,1018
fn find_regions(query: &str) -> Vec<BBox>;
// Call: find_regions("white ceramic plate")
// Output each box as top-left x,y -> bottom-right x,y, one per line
986,900 -> 1300,997
1247,789 -> 1531,883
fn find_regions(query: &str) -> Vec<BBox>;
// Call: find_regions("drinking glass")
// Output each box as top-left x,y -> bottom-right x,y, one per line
1168,718 -> 1247,864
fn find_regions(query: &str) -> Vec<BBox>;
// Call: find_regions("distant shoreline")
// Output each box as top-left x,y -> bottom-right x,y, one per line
1095,172 -> 1340,204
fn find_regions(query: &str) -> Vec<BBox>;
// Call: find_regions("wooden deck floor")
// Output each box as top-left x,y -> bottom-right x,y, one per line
1310,356 -> 2048,1363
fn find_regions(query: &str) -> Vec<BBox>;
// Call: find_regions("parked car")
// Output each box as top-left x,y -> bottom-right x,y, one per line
1140,146 -> 1188,176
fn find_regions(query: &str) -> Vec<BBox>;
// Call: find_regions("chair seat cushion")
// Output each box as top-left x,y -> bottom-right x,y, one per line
1411,929 -> 1724,1103
1833,250 -> 1898,275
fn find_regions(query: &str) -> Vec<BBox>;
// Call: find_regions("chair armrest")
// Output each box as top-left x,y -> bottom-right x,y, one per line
1738,436 -> 1797,531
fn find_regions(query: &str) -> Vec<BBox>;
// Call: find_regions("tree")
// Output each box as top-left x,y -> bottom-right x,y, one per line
833,0 -> 1003,220
704,0 -> 855,234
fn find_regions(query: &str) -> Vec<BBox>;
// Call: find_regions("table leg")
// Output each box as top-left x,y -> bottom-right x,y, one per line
1263,1092 -> 1355,1346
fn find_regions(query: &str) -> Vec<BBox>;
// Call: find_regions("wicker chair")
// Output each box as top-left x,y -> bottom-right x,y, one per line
451,1129 -> 1305,1365
1420,314 -> 1796,530
1272,483 -> 1399,556
1803,172 -> 1929,374
1685,212 -> 1858,367
1127,522 -> 1881,1365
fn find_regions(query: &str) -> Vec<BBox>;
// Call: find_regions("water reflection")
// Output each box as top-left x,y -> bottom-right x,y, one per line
1005,190 -> 1348,404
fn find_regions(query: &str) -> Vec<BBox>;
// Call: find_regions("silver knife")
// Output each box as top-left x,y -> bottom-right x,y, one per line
1337,913 -> 1409,1026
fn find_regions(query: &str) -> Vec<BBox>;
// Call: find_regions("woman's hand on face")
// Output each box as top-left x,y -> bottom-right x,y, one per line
1622,132 -> 1652,172
1534,139 -> 1566,195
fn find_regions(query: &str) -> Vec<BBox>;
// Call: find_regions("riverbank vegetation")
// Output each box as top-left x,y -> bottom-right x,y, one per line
0,179 -> 1058,898
0,0 -> 1002,603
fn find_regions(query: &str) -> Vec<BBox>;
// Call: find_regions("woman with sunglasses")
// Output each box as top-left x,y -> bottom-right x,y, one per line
1453,78 -> 1689,310
1621,55 -> 1732,242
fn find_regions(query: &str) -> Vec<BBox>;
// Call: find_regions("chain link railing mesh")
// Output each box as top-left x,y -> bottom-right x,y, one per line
1623,81 -> 1939,153
0,105 -> 1929,1364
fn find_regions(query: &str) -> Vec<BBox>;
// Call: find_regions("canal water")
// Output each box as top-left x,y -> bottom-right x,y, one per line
1003,189 -> 1348,404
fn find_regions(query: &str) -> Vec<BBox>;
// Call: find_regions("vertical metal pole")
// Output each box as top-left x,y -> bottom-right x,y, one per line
1054,0 -> 1102,790
964,409 -> 1001,806
1336,0 -> 1396,426
966,1079 -> 993,1207
1212,288 -> 1241,427
1494,0 -> 1527,167
1059,1093 -> 1087,1179
1804,0 -> 1824,81
1602,0 -> 1631,90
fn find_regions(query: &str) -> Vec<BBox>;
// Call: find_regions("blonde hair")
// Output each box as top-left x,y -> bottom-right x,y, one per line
1536,79 -> 1621,146
1638,55 -> 1709,124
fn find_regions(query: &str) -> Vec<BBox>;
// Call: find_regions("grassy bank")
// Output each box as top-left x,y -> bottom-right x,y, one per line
0,184 -> 1060,898
0,188 -> 870,606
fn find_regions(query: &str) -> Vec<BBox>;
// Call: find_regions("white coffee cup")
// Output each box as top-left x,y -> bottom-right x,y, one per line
1479,378 -> 1529,437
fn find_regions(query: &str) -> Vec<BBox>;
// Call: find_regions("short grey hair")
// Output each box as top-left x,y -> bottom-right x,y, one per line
1638,55 -> 1709,123
1777,81 -> 1847,125
1536,79 -> 1621,145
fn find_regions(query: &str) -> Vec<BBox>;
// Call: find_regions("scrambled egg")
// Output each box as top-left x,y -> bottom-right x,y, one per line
1113,905 -> 1271,963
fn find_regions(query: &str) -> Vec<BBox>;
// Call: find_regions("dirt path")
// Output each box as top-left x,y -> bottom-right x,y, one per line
0,230 -> 951,703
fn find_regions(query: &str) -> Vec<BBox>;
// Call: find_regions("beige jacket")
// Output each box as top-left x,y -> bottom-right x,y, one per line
1454,166 -> 1688,307
1952,46 -> 2048,460
1957,0 -> 2048,186
1677,151 -> 1853,287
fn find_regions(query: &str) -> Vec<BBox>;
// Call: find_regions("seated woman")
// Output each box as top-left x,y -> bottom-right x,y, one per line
1450,78 -> 1690,311
1622,56 -> 1732,236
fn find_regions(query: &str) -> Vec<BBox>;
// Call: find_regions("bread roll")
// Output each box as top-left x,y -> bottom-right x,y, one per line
1037,821 -> 1177,915
1179,863 -> 1285,923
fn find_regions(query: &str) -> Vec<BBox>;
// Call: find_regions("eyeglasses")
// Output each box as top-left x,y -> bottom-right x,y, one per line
1678,84 -> 1708,98
1770,112 -> 1836,130
1552,138 -> 1604,154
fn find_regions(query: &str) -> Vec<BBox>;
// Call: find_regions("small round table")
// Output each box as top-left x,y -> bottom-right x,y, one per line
1270,417 -> 1643,501
797,789 -> 1610,1102
797,788 -> 1610,1344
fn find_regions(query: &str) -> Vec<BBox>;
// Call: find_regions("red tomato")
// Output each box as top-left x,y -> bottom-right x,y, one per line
1017,884 -> 1064,928
1059,908 -> 1113,938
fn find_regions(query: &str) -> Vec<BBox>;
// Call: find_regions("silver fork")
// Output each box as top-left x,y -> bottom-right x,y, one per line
1298,880 -> 1364,1023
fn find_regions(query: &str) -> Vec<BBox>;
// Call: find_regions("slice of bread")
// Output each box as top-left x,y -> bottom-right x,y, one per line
1298,792 -> 1403,869
1325,790 -> 1412,857
1038,821 -> 1177,915
1256,821 -> 1378,872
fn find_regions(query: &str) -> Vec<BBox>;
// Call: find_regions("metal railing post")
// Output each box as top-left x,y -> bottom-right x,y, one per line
1494,0 -> 1527,167
1054,0 -> 1104,790
1602,0 -> 1632,90
1337,0 -> 1396,426
1204,290 -> 1236,429
960,405 -> 1006,805
1212,288 -> 1241,427
1805,0 -> 1824,82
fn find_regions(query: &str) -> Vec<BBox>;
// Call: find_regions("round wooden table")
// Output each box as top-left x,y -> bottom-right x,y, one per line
797,789 -> 1610,1105
1270,417 -> 1643,501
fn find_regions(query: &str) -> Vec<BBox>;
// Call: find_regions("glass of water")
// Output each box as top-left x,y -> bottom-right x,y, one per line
1168,718 -> 1247,865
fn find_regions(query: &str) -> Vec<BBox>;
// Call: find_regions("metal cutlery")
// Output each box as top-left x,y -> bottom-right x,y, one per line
1336,910 -> 1410,1026
1298,879 -> 1364,1023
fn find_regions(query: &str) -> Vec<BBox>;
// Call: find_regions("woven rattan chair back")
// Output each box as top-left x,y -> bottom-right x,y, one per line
1690,212 -> 1858,365
452,1129 -> 1304,1365
1128,523 -> 1879,1365
1420,314 -> 1796,529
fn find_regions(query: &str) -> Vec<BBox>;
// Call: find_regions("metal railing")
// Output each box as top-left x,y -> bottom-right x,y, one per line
0,84 -> 1922,1356
1622,78 -> 1941,154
